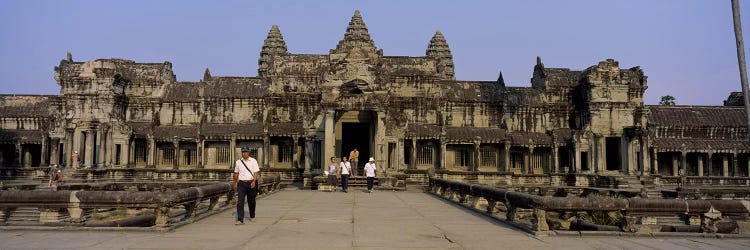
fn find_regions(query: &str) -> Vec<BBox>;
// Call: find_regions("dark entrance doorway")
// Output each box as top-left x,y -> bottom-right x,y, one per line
342,122 -> 371,172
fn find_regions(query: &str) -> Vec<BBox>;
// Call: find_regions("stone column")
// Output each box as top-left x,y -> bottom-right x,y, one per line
641,136 -> 650,176
263,135 -> 270,168
671,153 -> 679,176
324,111 -> 335,165
196,139 -> 203,168
304,138 -> 313,173
526,146 -> 534,174
502,143 -> 510,173
129,139 -> 135,166
653,150 -> 659,175
732,152 -> 739,177
552,146 -> 559,174
375,112 -> 385,171
23,145 -> 31,168
473,141 -> 480,172
173,141 -> 179,169
65,131 -> 73,167
440,140 -> 447,170
597,136 -> 606,173
84,130 -> 94,168
680,151 -> 687,176
573,145 -> 581,173
292,136 -> 299,168
50,138 -> 59,166
707,152 -> 713,176
147,137 -> 155,167
72,130 -> 82,168
229,135 -> 237,165
396,139 -> 404,170
723,154 -> 729,177
95,129 -> 103,168
40,137 -> 48,167
410,139 -> 417,170
697,153 -> 704,177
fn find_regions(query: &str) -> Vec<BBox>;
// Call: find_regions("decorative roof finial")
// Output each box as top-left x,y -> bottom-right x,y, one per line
259,24 -> 288,77
333,10 -> 376,53
203,68 -> 211,81
427,30 -> 454,80
66,51 -> 73,62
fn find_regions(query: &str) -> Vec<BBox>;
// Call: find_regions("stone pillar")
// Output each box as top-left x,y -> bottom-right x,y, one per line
502,143 -> 510,173
129,139 -> 135,166
410,139 -> 417,170
196,139 -> 203,168
680,151 -> 686,176
23,146 -> 31,168
722,154 -> 729,177
375,112 -> 386,172
732,152 -> 738,177
50,138 -> 59,166
697,153 -> 704,177
324,111 -> 335,165
641,137 -> 650,176
597,136 -> 606,173
304,138 -> 313,173
552,146 -> 559,174
707,152 -> 713,176
263,135 -> 270,168
396,139 -> 404,170
671,153 -> 679,176
147,137 -> 155,167
653,150 -> 659,175
229,135 -> 237,164
84,130 -> 94,168
173,141 -> 179,169
473,141 -> 480,172
95,129 -> 103,168
292,136 -> 299,168
526,146 -> 534,174
72,130 -> 82,168
573,145 -> 581,173
440,140 -> 447,170
40,137 -> 48,167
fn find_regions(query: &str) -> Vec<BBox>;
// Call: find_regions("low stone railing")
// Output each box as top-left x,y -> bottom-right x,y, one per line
0,174 -> 282,230
428,178 -> 750,235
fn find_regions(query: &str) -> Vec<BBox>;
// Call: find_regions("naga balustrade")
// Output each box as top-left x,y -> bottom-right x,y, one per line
429,178 -> 749,234
0,174 -> 282,230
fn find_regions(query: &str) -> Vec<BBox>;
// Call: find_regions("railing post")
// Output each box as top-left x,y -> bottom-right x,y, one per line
154,206 -> 170,227
532,208 -> 549,231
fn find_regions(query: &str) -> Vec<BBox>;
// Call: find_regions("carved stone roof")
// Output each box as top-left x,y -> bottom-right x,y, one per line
426,30 -> 452,60
163,83 -> 200,102
204,77 -> 267,98
446,127 -> 505,143
0,95 -> 54,118
127,122 -> 152,137
260,25 -> 288,57
503,87 -> 544,107
268,122 -> 304,136
653,138 -> 750,152
648,106 -> 747,127
543,68 -> 582,87
202,123 -> 263,138
0,129 -> 45,143
508,132 -> 552,146
153,125 -> 199,140
406,124 -> 441,139
552,128 -> 573,144
445,81 -> 498,102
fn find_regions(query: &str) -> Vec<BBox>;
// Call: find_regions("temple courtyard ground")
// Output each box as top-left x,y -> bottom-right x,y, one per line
1,189 -> 750,249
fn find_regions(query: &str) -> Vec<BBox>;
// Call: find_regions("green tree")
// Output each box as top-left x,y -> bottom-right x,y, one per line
659,95 -> 676,106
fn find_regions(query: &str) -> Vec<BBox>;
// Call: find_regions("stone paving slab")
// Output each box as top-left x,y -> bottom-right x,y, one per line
1,188 -> 750,249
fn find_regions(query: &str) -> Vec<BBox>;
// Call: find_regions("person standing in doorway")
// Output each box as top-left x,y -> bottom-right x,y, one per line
72,151 -> 79,169
232,146 -> 260,225
349,147 -> 359,176
327,157 -> 338,191
364,157 -> 376,193
340,156 -> 352,193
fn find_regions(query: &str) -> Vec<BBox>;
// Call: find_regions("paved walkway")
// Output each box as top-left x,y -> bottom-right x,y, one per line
1,189 -> 750,249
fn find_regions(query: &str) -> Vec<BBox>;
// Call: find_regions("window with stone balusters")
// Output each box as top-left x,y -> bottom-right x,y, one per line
417,145 -> 433,165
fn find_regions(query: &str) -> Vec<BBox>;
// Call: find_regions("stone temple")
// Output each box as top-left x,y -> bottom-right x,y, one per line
1,10 -> 748,187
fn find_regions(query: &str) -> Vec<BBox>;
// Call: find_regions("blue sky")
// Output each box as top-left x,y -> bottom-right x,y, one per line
0,0 -> 748,105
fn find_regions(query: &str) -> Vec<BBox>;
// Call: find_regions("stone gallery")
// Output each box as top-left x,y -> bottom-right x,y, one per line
1,10 -> 748,186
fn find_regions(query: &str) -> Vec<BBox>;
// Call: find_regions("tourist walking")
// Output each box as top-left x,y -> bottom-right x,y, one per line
349,147 -> 359,176
233,146 -> 260,225
72,151 -> 79,169
364,157 -> 376,193
340,156 -> 352,193
327,157 -> 338,191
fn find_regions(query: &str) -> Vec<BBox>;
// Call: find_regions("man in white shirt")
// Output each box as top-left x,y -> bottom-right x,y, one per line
340,156 -> 352,193
233,146 -> 260,225
364,157 -> 377,193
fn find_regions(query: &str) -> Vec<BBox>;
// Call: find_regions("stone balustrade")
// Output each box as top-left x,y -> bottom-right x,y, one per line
0,174 -> 283,230
428,178 -> 750,235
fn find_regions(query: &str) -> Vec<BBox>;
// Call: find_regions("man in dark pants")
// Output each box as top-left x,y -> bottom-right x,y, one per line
233,146 -> 260,225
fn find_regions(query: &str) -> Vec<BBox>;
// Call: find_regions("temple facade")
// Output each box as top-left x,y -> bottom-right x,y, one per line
1,11 -> 748,180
